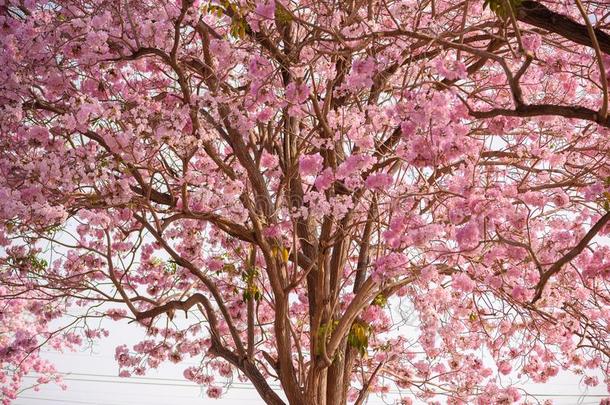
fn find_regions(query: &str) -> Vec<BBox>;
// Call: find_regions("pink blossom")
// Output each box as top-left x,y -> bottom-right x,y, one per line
401,121 -> 416,137
365,173 -> 393,190
336,155 -> 375,179
263,224 -> 282,238
254,0 -> 275,19
257,108 -> 275,123
511,285 -> 528,302
315,168 -> 334,191
455,222 -> 480,250
435,58 -> 467,80
183,367 -> 197,381
207,386 -> 222,398
452,272 -> 474,293
522,34 -> 542,52
2,3 -> 610,404
106,308 -> 127,321
346,58 -> 376,89
551,191 -> 569,207
372,253 -> 409,281
218,362 -> 232,378
497,360 -> 512,375
248,55 -> 270,79
299,154 -> 324,176
584,376 -> 599,386
260,151 -> 278,168
285,82 -> 310,104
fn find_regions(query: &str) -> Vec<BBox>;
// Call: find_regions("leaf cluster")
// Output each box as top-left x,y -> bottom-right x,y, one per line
347,321 -> 371,356
483,0 -> 522,18
242,266 -> 262,302
316,320 -> 339,355
8,254 -> 48,274
203,0 -> 248,39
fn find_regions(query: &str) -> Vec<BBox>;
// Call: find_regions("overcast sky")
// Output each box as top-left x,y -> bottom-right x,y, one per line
11,318 -> 610,405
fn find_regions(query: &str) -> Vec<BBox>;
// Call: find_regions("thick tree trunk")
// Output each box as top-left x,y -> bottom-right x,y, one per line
325,345 -> 344,404
325,338 -> 353,405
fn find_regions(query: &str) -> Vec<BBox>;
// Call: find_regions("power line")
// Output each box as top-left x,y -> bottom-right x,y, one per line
19,373 -> 610,401
22,372 -> 283,388
60,372 -> 282,387
16,396 -> 131,405
22,375 -> 277,391
19,374 -> 609,399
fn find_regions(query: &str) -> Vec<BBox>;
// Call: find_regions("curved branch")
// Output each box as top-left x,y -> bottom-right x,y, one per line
469,104 -> 610,128
533,211 -> 610,303
133,213 -> 247,356
135,293 -> 210,321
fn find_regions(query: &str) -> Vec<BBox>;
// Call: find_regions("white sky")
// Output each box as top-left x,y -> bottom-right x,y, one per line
11,319 -> 610,405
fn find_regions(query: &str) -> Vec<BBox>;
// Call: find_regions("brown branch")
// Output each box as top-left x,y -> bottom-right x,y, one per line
354,361 -> 384,405
135,293 -> 209,320
208,344 -> 286,405
469,104 -> 610,128
134,213 -> 247,356
247,247 -> 256,361
532,211 -> 610,303
574,0 -> 608,119
516,0 -> 610,55
130,185 -> 175,206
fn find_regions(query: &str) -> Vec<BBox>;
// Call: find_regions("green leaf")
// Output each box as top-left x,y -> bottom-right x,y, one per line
483,0 -> 522,18
275,5 -> 292,24
316,320 -> 339,355
372,293 -> 388,307
347,321 -> 371,356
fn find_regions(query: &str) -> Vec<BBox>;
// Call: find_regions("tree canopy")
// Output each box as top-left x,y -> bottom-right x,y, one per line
2,0 -> 610,404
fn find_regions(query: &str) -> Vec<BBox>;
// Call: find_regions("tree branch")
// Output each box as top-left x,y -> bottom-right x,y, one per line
135,293 -> 210,321
532,211 -> 610,303
516,0 -> 610,55
469,104 -> 610,128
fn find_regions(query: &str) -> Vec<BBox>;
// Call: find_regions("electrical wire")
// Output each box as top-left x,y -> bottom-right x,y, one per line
19,374 -> 609,400
16,396 -> 132,405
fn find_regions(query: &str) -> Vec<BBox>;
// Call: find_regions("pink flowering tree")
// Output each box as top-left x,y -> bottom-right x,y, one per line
2,0 -> 610,404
